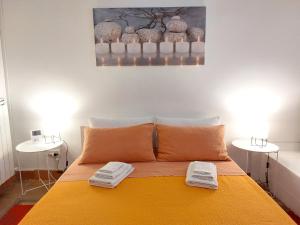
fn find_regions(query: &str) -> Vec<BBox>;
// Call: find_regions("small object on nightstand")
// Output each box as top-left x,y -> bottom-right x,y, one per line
31,130 -> 42,143
16,140 -> 64,195
232,139 -> 279,187
251,136 -> 268,148
43,133 -> 62,144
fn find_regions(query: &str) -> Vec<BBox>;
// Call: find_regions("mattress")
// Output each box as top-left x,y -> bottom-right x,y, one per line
19,159 -> 296,225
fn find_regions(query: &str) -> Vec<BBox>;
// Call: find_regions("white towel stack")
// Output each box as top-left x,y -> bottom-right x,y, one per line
186,161 -> 218,190
89,162 -> 134,188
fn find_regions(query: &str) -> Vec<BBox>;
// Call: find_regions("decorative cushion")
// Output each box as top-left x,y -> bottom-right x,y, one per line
156,124 -> 229,161
79,124 -> 155,164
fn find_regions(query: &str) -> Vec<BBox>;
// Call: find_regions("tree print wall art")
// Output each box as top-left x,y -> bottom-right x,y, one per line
93,7 -> 206,66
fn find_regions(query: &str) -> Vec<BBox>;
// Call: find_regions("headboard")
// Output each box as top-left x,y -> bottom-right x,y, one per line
80,126 -> 87,147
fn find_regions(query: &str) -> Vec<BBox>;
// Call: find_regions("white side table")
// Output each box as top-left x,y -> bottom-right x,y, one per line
232,139 -> 279,186
16,140 -> 64,195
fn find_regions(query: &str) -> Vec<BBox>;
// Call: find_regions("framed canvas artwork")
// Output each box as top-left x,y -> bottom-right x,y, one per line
93,7 -> 206,66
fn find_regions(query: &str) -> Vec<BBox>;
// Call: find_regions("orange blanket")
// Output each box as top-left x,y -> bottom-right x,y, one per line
59,158 -> 245,181
19,176 -> 295,225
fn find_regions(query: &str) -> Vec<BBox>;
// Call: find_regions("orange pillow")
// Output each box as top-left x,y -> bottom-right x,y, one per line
156,124 -> 229,161
79,124 -> 156,164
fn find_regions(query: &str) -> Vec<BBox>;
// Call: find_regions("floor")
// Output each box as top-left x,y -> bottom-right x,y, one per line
0,178 -> 47,219
1,176 -> 300,224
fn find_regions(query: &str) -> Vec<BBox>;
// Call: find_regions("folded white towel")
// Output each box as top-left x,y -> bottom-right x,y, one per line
95,163 -> 132,179
98,162 -> 127,174
186,180 -> 218,189
190,161 -> 216,181
89,163 -> 134,188
192,161 -> 216,175
191,174 -> 214,181
186,161 -> 218,190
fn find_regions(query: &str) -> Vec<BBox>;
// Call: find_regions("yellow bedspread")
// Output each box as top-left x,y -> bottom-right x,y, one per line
19,176 -> 295,225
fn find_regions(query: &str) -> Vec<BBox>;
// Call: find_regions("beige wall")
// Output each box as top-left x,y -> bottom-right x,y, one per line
1,0 -> 300,169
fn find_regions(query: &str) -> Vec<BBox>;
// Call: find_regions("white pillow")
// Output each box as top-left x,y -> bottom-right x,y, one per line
155,116 -> 220,126
88,116 -> 155,128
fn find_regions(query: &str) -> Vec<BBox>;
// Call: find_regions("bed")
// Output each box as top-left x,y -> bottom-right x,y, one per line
18,158 -> 296,225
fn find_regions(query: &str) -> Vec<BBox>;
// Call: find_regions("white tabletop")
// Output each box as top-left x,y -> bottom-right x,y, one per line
232,139 -> 279,153
16,140 -> 64,153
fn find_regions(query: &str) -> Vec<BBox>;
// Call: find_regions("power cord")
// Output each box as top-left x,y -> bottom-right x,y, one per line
63,140 -> 69,171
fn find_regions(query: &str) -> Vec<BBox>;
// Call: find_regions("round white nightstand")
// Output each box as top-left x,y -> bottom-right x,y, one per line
16,140 -> 64,195
232,139 -> 279,186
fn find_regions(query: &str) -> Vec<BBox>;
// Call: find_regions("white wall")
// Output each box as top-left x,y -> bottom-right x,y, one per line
1,0 -> 300,170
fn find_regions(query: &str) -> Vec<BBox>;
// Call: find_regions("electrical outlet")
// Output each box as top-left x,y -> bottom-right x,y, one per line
48,152 -> 60,157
